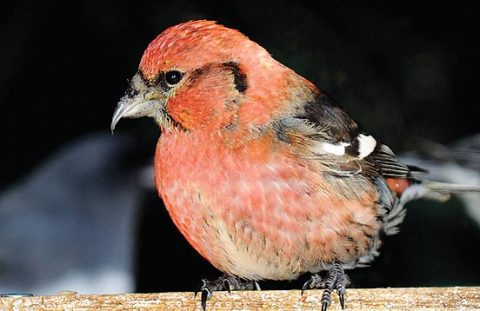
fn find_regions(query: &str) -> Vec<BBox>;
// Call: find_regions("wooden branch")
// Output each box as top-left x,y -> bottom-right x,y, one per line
1,287 -> 479,310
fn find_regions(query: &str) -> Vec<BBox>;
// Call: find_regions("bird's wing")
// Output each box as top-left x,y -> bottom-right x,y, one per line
275,91 -> 414,179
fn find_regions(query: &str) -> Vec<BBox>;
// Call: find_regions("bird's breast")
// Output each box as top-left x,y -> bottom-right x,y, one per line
154,131 -> 382,280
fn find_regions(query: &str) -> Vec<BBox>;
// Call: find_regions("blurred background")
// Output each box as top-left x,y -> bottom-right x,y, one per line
1,0 -> 479,295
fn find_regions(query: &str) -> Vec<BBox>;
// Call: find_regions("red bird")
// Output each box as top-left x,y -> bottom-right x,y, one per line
111,20 -> 477,310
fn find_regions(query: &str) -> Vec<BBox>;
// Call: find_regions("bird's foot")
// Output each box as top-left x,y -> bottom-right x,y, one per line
301,263 -> 350,311
194,276 -> 260,310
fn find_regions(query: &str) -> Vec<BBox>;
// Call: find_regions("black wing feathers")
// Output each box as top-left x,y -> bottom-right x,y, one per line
299,93 -> 362,144
291,91 -> 414,179
369,144 -> 412,178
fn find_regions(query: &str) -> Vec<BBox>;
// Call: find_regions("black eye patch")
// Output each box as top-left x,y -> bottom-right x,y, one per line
222,62 -> 247,93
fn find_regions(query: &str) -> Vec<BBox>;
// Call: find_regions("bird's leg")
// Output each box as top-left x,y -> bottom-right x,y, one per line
301,263 -> 350,311
194,275 -> 260,310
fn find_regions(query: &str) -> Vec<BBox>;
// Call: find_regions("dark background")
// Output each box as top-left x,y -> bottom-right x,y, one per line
1,0 -> 479,294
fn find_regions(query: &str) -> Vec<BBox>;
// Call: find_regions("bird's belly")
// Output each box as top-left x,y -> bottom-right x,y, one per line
155,137 -> 382,280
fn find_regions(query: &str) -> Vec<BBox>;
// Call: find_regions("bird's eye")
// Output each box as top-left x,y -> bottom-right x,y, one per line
165,70 -> 183,85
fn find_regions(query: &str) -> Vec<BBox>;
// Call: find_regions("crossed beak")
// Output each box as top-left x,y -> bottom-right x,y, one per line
110,74 -> 167,133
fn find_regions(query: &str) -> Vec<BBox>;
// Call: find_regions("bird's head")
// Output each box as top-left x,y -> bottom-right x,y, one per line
111,20 -> 317,133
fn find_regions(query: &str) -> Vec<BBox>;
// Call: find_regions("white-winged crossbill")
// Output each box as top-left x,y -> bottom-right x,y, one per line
111,20 -> 478,310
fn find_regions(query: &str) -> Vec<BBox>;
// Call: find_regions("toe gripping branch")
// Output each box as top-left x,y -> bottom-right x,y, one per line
301,263 -> 351,311
194,276 -> 261,311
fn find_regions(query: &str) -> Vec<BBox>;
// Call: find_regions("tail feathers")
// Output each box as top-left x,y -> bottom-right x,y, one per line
383,181 -> 480,236
400,181 -> 480,206
421,181 -> 480,194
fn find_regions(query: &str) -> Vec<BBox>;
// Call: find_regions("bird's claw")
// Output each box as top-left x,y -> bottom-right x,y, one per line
301,263 -> 350,310
194,279 -> 216,311
339,291 -> 346,310
301,273 -> 323,296
224,279 -> 231,293
200,287 -> 211,311
194,279 -> 207,298
321,286 -> 333,310
194,276 -> 260,310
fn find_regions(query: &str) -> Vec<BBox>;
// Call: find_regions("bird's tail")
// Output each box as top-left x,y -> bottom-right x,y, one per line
422,180 -> 480,194
382,179 -> 480,236
384,135 -> 480,235
398,180 -> 480,206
